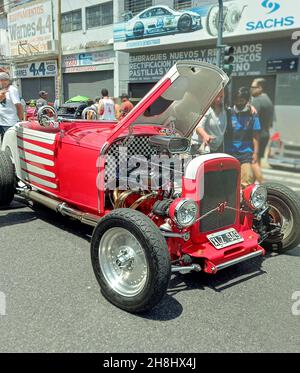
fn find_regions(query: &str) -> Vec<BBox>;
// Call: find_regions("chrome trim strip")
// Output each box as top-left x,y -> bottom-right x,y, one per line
216,250 -> 264,271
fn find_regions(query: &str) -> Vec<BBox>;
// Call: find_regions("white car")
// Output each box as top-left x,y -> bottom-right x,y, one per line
124,5 -> 202,40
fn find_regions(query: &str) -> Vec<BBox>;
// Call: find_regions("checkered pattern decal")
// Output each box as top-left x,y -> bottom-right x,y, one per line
104,136 -> 159,187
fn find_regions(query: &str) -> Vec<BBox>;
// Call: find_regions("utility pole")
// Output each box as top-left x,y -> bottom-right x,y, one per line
216,0 -> 224,68
57,0 -> 63,106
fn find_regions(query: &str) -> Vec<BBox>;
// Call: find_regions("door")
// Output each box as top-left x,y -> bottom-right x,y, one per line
63,70 -> 114,102
21,77 -> 55,102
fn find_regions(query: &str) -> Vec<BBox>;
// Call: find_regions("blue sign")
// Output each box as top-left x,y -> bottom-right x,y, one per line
261,0 -> 280,14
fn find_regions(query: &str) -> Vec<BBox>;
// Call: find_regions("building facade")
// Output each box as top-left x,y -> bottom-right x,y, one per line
0,0 -> 299,143
112,0 -> 300,142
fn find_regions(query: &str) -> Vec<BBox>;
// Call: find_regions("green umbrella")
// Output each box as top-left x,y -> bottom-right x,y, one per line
66,95 -> 91,103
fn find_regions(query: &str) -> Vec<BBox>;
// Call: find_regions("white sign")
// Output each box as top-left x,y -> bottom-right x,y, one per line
63,51 -> 115,67
8,0 -> 53,57
114,0 -> 300,51
15,60 -> 57,78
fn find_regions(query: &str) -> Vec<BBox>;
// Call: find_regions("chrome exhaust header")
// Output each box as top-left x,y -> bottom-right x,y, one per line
18,189 -> 99,227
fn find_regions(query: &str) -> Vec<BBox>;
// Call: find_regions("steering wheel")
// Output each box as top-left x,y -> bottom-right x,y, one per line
82,106 -> 98,120
37,106 -> 59,128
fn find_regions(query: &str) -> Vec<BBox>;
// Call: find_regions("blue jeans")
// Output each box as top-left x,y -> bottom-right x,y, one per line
0,126 -> 9,142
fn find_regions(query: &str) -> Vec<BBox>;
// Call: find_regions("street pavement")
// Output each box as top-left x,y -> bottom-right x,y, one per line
263,167 -> 300,193
0,167 -> 299,353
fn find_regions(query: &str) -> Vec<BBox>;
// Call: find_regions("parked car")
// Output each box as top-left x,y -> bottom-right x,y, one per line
1,61 -> 300,313
124,5 -> 202,40
57,101 -> 93,120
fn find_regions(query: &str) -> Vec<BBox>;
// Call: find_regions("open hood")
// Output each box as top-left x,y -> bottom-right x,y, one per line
107,61 -> 229,143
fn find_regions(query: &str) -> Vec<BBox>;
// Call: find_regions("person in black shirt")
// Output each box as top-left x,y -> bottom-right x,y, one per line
250,78 -> 274,182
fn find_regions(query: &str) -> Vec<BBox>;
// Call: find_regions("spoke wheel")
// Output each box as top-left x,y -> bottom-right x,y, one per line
99,227 -> 148,297
262,183 -> 300,252
91,209 -> 171,313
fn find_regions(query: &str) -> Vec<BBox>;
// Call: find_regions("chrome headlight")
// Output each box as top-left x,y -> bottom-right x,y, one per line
170,199 -> 199,228
250,185 -> 267,210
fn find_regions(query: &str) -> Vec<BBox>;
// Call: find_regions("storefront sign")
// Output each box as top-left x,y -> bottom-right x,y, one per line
267,58 -> 299,73
8,0 -> 53,57
114,0 -> 300,51
129,38 -> 299,82
62,50 -> 115,72
15,60 -> 57,78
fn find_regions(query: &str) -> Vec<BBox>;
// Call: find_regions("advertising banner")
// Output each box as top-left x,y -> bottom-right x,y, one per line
8,0 -> 53,57
129,38 -> 298,82
62,50 -> 115,73
14,60 -> 57,78
114,0 -> 300,51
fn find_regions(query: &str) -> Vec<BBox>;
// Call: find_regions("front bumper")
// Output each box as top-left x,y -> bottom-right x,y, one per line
182,229 -> 265,274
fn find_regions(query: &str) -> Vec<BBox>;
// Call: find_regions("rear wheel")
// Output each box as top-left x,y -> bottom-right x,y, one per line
263,183 -> 300,252
91,209 -> 171,313
178,14 -> 193,32
133,22 -> 145,37
0,150 -> 15,208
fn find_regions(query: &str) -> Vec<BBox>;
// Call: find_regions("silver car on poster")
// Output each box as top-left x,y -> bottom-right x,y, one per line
124,5 -> 202,40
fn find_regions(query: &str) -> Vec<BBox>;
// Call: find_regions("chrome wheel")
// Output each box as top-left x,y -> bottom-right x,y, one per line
98,227 -> 148,297
268,196 -> 294,240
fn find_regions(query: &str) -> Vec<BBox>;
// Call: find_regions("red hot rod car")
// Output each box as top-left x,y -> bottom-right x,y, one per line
1,61 -> 300,313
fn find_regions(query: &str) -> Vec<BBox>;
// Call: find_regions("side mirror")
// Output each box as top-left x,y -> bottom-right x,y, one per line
37,106 -> 58,128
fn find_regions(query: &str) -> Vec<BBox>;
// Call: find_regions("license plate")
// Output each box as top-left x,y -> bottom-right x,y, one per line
207,228 -> 244,250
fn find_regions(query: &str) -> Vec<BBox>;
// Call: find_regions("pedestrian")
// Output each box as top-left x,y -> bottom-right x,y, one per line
98,89 -> 117,121
250,78 -> 274,183
36,90 -> 48,111
191,90 -> 228,153
90,97 -> 100,113
120,93 -> 134,119
86,97 -> 100,120
113,98 -> 122,120
225,87 -> 261,188
20,97 -> 26,120
0,72 -> 23,142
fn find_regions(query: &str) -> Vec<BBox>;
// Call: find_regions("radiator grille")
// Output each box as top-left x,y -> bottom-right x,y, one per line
200,169 -> 238,233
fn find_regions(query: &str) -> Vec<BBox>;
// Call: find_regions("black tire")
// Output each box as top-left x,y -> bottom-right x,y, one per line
133,22 -> 145,37
178,14 -> 193,32
0,150 -> 15,208
91,209 -> 171,313
263,183 -> 300,252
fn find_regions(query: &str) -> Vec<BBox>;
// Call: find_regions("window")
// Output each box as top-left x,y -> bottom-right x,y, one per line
86,2 -> 113,29
174,0 -> 192,10
124,0 -> 153,16
61,9 -> 82,33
